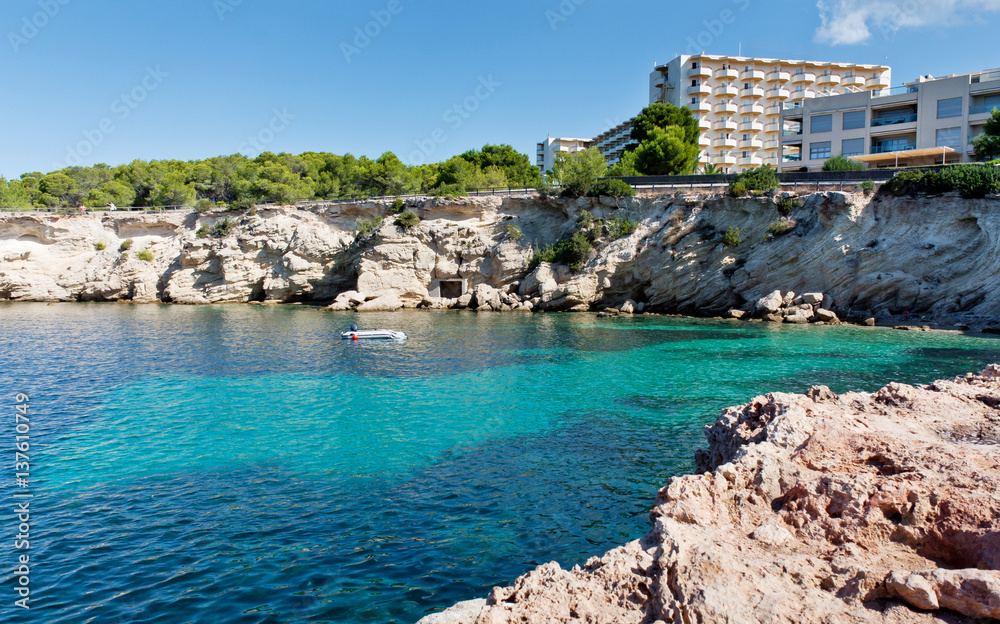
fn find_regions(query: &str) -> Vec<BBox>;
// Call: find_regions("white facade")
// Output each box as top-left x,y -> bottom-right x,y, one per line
779,68 -> 1000,171
650,54 -> 892,172
536,119 -> 637,175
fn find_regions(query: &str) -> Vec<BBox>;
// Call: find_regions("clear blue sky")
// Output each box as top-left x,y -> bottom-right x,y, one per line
2,0 -> 999,178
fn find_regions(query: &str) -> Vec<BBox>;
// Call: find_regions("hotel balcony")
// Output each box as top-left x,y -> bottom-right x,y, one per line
740,120 -> 764,132
717,68 -> 739,80
698,118 -> 713,131
714,153 -> 737,166
688,84 -> 712,96
792,72 -> 816,84
717,101 -> 738,114
716,84 -> 739,97
740,156 -> 764,167
817,74 -> 841,86
868,75 -> 891,89
741,87 -> 766,99
690,66 -> 713,78
739,138 -> 764,149
742,69 -> 765,82
714,119 -> 738,132
764,123 -> 780,134
764,105 -> 781,116
690,100 -> 712,113
764,140 -> 780,150
698,135 -> 712,147
790,89 -> 816,101
842,75 -> 866,88
741,103 -> 765,116
713,137 -> 738,149
767,88 -> 791,100
767,71 -> 791,83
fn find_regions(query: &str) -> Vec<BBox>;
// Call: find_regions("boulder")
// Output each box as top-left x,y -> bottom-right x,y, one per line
782,291 -> 796,306
726,309 -> 747,320
755,290 -> 784,315
785,311 -> 811,324
802,292 -> 824,305
473,284 -> 502,311
815,308 -> 839,323
620,299 -> 636,315
864,318 -> 876,327
356,291 -> 402,312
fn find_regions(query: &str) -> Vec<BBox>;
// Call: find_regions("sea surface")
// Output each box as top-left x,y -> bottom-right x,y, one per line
1,303 -> 999,624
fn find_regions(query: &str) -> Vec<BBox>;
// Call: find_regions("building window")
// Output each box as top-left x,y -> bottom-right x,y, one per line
692,79 -> 698,87
936,127 -> 962,147
810,141 -> 832,160
842,110 -> 866,130
842,138 -> 864,157
743,133 -> 749,140
692,62 -> 698,69
742,151 -> 749,158
937,97 -> 963,119
811,114 -> 833,133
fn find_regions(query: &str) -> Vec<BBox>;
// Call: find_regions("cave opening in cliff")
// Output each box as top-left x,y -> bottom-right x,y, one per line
438,280 -> 465,299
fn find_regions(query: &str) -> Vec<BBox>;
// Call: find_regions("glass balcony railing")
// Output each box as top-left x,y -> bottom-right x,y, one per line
970,104 -> 1000,115
871,85 -> 919,98
871,114 -> 917,126
782,155 -> 802,162
870,143 -> 916,154
782,129 -> 803,136
971,70 -> 1000,84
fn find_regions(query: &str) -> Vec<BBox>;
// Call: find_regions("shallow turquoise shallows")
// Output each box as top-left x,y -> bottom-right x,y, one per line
2,304 -> 999,623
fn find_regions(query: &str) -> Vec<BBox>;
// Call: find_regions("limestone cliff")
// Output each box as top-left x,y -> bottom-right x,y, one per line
2,190 -> 1000,322
421,366 -> 1000,624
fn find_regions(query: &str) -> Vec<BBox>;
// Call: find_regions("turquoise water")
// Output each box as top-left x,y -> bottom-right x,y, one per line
2,304 -> 999,623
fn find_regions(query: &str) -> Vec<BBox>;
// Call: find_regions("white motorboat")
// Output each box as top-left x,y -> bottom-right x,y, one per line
341,325 -> 407,340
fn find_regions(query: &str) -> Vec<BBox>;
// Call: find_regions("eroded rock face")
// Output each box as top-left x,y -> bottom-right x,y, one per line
420,366 -> 1000,624
4,191 -> 1000,321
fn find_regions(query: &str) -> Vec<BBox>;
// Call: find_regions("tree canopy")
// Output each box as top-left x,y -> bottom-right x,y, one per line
973,108 -> 1000,161
624,103 -> 700,176
0,144 -> 540,209
550,149 -> 607,197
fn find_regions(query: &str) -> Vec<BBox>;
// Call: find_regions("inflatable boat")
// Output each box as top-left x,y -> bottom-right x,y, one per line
341,325 -> 407,341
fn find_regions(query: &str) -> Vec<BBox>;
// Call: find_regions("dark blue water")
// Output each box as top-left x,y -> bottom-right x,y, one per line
1,304 -> 998,623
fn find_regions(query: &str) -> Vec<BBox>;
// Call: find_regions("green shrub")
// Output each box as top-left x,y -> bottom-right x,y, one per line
355,216 -> 383,237
392,198 -> 406,213
943,165 -> 1000,198
730,166 -> 779,195
195,198 -> 215,212
196,225 -> 209,239
577,210 -> 595,229
882,165 -> 1000,198
505,224 -> 523,240
530,231 -> 593,271
119,238 -> 133,252
768,220 -> 796,237
730,182 -> 748,197
137,249 -> 155,262
95,242 -> 107,251
430,183 -> 469,197
822,154 -> 866,171
857,180 -> 875,193
776,197 -> 797,215
722,226 -> 741,248
212,217 -> 235,238
586,179 -> 636,198
607,217 -> 638,238
394,210 -> 420,228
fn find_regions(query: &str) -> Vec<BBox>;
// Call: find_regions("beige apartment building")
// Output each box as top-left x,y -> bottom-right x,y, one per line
779,68 -> 1000,171
649,54 -> 892,171
536,119 -> 635,175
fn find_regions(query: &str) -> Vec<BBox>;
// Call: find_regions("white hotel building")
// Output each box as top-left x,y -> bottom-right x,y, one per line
539,54 -> 893,175
649,54 -> 891,172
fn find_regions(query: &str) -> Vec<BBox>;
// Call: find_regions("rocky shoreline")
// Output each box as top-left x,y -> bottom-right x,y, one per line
421,366 -> 1000,624
2,190 -> 1000,331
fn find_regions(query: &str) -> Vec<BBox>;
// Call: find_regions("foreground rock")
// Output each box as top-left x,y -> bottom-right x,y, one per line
421,366 -> 1000,623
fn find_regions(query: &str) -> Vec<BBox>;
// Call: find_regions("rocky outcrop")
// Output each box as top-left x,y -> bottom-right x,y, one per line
3,190 -> 1000,322
421,366 -> 1000,623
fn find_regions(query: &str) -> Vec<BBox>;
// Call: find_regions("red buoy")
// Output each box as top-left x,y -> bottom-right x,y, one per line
353,335 -> 358,341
